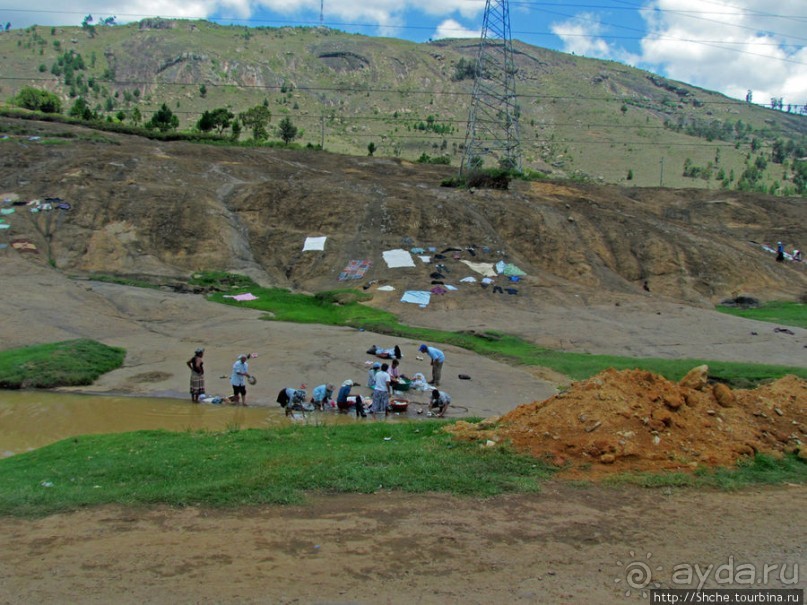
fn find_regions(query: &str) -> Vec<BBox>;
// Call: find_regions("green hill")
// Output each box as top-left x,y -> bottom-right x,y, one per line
1,19 -> 805,192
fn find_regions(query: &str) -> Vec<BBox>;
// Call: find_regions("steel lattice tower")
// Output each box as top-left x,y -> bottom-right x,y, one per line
460,0 -> 521,174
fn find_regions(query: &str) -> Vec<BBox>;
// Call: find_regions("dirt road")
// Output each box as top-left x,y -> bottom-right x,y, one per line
0,484 -> 804,604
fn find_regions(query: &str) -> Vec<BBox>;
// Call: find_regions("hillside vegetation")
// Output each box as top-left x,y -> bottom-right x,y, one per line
1,20 -> 805,191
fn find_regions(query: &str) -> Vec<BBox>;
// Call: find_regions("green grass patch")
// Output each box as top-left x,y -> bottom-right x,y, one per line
606,453 -> 807,489
0,421 -> 555,517
717,300 -> 807,329
203,273 -> 807,387
0,339 -> 125,389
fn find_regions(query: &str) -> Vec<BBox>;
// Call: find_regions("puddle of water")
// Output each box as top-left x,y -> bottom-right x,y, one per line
0,390 -> 287,456
0,391 -> 415,456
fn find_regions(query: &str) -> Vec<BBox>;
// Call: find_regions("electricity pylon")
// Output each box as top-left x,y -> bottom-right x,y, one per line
460,0 -> 522,174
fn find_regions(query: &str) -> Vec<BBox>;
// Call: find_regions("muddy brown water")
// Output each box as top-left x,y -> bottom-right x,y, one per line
0,391 -> 421,457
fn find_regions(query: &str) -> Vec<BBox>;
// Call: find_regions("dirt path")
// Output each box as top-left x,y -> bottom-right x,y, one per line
0,484 -> 804,604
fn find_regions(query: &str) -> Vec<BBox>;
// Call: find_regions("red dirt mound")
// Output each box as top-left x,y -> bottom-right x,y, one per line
447,368 -> 806,475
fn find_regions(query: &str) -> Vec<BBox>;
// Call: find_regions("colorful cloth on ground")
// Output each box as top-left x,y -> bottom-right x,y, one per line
338,259 -> 372,281
502,263 -> 527,277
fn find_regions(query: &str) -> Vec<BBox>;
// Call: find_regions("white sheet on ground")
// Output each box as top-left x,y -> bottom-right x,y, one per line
303,236 -> 327,251
383,249 -> 416,268
400,290 -> 431,306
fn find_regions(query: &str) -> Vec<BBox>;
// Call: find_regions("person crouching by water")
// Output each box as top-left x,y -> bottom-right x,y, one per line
311,383 -> 335,410
371,363 -> 392,418
187,347 -> 205,403
430,389 -> 452,417
337,380 -> 367,417
230,354 -> 251,406
277,387 -> 307,415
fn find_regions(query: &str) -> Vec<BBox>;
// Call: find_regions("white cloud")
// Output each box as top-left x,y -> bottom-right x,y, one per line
432,18 -> 479,40
638,0 -> 807,105
550,12 -> 640,64
3,0 -> 486,29
551,13 -> 612,59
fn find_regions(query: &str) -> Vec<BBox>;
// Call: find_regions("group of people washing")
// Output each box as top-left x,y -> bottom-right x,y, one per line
186,343 -> 452,417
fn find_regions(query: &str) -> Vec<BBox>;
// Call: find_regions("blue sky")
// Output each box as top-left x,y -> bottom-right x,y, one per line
2,0 -> 806,109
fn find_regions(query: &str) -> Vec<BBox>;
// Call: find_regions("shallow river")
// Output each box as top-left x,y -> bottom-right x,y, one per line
0,390 -> 297,457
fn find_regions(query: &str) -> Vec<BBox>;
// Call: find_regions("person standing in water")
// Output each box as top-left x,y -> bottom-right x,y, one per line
187,347 -> 205,403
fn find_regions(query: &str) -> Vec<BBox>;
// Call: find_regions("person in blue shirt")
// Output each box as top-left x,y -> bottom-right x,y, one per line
311,383 -> 335,410
419,344 -> 445,387
336,379 -> 366,417
230,354 -> 251,406
367,361 -> 381,388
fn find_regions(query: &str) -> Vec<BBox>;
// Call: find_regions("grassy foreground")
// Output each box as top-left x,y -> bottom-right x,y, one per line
1,421 -> 804,517
0,339 -> 125,389
202,277 -> 807,388
0,421 -> 554,517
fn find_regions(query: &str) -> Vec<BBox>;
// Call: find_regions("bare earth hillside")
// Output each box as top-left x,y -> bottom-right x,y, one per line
2,117 -> 806,306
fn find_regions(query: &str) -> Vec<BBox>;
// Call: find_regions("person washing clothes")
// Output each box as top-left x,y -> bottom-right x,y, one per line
311,383 -> 335,410
430,389 -> 452,417
336,380 -> 367,417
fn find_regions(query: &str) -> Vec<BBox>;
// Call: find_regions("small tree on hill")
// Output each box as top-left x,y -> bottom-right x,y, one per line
278,116 -> 298,145
367,142 -> 376,156
145,103 -> 179,132
239,105 -> 271,141
69,96 -> 94,120
197,107 -> 234,135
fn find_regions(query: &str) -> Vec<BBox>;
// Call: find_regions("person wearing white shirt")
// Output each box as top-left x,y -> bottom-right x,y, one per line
371,362 -> 392,417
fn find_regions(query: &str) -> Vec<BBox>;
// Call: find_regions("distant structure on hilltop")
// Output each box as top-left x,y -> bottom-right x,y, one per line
461,0 -> 522,174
